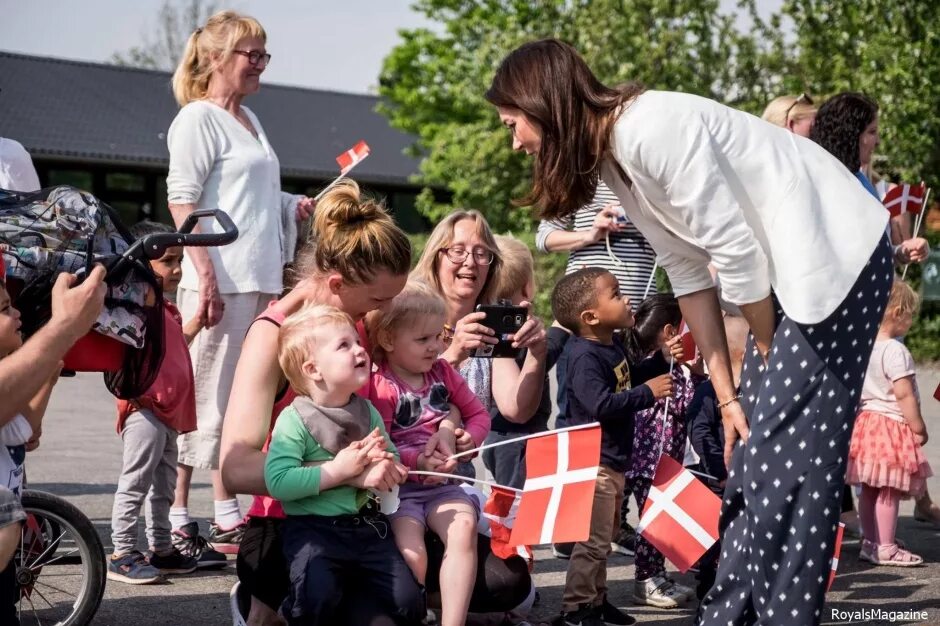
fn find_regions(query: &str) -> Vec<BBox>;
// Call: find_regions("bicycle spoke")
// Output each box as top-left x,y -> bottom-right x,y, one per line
24,530 -> 66,567
25,593 -> 44,626
30,547 -> 79,570
29,584 -> 57,611
35,578 -> 78,599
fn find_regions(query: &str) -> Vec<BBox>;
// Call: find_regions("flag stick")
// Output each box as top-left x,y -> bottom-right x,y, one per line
902,186 -> 931,280
687,468 -> 719,482
409,471 -> 522,493
643,262 -> 658,299
447,422 -> 599,461
654,355 -> 676,462
314,159 -> 367,202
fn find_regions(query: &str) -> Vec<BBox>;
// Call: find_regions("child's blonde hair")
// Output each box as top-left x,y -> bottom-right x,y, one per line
884,278 -> 920,321
278,304 -> 355,395
365,281 -> 446,363
493,234 -> 534,301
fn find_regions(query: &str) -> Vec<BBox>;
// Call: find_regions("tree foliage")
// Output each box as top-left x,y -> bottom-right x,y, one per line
379,0 -> 940,229
111,0 -> 222,71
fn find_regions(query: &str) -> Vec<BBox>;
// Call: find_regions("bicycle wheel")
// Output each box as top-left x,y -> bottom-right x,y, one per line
15,490 -> 106,626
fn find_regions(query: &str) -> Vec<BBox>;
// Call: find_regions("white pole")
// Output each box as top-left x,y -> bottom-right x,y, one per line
409,471 -> 522,493
447,422 -> 599,461
902,186 -> 931,280
314,160 -> 367,201
643,262 -> 659,299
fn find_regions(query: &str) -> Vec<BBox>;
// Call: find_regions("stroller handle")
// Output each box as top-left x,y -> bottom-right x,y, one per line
136,208 -> 239,261
101,209 -> 239,280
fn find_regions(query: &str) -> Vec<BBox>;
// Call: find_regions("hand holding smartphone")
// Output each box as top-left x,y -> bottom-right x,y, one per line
472,302 -> 527,358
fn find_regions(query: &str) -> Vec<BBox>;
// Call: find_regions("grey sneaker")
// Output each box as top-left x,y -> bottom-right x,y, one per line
633,576 -> 686,608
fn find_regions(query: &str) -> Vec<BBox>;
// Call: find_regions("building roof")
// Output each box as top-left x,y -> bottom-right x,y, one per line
0,51 -> 422,186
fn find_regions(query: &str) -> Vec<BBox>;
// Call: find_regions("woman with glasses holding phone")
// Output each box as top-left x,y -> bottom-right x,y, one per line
761,93 -> 817,136
165,11 -> 315,556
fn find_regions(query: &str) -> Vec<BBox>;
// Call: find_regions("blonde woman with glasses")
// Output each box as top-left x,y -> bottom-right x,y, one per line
166,10 -> 315,557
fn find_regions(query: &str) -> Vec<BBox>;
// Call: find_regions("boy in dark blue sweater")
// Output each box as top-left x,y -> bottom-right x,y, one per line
552,268 -> 673,626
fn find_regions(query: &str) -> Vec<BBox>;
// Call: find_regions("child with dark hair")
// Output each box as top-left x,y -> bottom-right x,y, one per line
551,267 -> 673,626
108,220 -> 219,584
625,293 -> 704,608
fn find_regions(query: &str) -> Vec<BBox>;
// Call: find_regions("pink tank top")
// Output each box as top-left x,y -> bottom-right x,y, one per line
246,302 -> 370,520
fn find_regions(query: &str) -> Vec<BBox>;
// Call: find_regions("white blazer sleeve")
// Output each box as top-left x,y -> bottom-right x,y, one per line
166,105 -> 219,205
0,415 -> 32,447
632,111 -> 771,306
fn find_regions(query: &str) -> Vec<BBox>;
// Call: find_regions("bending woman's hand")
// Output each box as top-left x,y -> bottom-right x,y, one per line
198,271 -> 224,328
721,400 -> 750,470
295,196 -> 316,221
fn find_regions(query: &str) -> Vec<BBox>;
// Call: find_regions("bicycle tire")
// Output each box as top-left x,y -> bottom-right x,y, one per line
17,490 -> 106,626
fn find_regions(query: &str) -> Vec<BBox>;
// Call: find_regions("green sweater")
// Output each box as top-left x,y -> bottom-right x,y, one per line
264,400 -> 398,516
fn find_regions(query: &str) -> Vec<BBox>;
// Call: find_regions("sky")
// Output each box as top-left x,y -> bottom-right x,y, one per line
0,0 -> 779,95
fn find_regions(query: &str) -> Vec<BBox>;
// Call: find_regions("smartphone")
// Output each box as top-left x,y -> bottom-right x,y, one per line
473,303 -> 527,359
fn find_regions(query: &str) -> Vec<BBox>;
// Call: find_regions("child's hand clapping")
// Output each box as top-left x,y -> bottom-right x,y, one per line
329,429 -> 388,482
645,373 -> 673,399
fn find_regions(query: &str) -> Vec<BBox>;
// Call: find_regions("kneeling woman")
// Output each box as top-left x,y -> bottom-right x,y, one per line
220,181 -> 533,625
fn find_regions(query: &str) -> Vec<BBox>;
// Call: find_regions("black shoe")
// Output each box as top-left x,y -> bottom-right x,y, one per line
173,521 -> 228,569
561,605 -> 604,626
552,542 -> 575,559
147,547 -> 198,574
599,598 -> 636,625
611,526 -> 636,556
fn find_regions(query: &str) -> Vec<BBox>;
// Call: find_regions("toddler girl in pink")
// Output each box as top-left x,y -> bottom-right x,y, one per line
847,278 -> 932,566
367,281 -> 490,626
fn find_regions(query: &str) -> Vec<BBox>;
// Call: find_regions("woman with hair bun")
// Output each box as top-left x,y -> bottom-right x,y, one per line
221,180 -> 415,625
166,10 -> 315,555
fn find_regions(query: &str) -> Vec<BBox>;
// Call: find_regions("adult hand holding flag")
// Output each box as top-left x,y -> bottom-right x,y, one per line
315,140 -> 371,201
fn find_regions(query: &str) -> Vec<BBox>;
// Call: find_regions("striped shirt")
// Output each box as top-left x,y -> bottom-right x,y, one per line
536,181 -> 657,302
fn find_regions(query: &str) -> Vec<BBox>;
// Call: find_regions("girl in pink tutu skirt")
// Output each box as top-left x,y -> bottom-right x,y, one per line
847,278 -> 932,566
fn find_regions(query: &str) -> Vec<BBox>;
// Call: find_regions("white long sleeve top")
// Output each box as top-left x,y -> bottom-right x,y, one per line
601,90 -> 888,324
167,101 -> 287,295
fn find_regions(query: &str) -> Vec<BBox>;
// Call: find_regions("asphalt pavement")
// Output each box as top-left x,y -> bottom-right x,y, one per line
23,367 -> 940,625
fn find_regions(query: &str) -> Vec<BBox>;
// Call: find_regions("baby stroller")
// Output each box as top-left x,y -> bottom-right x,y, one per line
0,185 -> 237,626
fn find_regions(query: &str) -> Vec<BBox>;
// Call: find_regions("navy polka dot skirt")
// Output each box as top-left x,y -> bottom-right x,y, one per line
697,235 -> 893,625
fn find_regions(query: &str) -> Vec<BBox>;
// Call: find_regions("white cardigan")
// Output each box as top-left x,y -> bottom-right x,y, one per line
167,101 -> 292,295
601,90 -> 888,324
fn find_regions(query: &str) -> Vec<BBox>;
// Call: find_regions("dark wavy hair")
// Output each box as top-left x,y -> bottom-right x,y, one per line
809,92 -> 879,173
624,293 -> 682,364
485,39 -> 644,221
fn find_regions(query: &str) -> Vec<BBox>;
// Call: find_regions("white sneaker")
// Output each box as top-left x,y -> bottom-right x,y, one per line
666,577 -> 695,602
230,581 -> 247,626
633,576 -> 686,608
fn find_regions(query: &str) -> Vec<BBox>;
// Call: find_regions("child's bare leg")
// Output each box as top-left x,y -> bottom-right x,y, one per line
246,596 -> 286,626
173,462 -> 193,508
0,522 -> 20,570
391,516 -> 428,584
427,501 -> 477,626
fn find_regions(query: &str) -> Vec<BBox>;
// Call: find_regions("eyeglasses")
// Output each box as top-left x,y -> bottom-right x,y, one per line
233,50 -> 271,66
440,246 -> 495,266
784,92 -> 814,124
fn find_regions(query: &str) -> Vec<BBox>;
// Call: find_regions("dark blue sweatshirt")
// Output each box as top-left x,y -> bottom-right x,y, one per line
686,380 -> 727,482
564,335 -> 667,472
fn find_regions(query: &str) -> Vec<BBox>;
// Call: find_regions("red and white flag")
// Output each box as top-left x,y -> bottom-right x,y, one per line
883,182 -> 926,217
636,455 -> 720,572
678,320 -> 698,364
484,487 -> 533,567
827,522 -> 846,592
509,426 -> 601,547
336,140 -> 370,175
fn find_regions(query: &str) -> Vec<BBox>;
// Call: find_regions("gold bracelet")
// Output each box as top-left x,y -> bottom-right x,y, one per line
717,394 -> 742,410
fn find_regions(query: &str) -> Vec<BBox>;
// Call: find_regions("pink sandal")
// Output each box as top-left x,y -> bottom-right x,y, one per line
871,543 -> 923,567
860,538 -> 908,563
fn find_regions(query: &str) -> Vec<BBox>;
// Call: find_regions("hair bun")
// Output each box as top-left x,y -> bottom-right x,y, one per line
313,179 -> 384,233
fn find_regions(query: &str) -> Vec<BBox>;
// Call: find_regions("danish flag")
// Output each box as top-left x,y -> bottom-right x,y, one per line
636,455 -> 720,572
883,182 -> 926,217
678,320 -> 698,364
827,522 -> 846,592
484,487 -> 533,566
509,426 -> 602,546
336,140 -> 370,175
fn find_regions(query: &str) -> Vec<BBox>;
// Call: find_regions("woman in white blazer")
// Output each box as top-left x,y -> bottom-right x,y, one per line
486,39 -> 893,626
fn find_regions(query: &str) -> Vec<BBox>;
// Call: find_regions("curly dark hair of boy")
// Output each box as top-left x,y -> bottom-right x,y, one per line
624,293 -> 681,364
551,266 -> 609,334
809,92 -> 878,173
129,219 -> 175,240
